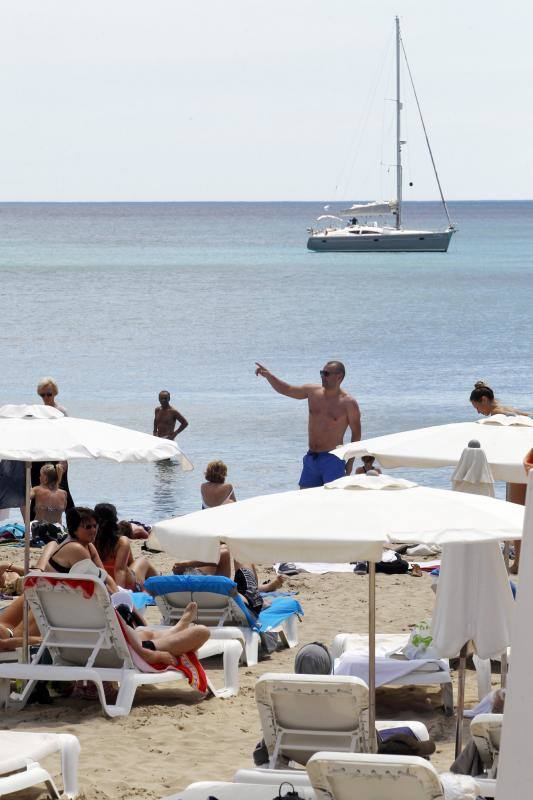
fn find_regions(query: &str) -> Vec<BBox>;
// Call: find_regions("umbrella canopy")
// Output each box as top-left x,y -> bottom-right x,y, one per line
152,474 -> 523,565
0,404 -> 192,468
332,415 -> 533,483
498,470 -> 533,795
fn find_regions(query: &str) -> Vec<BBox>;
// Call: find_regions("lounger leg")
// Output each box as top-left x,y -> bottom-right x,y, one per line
0,677 -> 10,708
214,640 -> 241,698
93,678 -> 132,718
442,682 -> 454,716
58,733 -> 81,798
279,615 -> 299,649
242,630 -> 259,667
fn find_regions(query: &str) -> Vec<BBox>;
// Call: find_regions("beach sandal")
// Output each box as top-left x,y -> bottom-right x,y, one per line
410,564 -> 424,577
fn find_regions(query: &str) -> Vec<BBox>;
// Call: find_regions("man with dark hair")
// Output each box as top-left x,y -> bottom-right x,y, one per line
153,391 -> 189,440
255,360 -> 361,487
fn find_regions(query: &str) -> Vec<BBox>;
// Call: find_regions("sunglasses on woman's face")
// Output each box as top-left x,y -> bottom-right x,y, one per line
39,391 -> 54,397
80,522 -> 97,530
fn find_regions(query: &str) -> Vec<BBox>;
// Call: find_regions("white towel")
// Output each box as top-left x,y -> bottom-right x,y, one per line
451,447 -> 495,496
334,652 -> 446,686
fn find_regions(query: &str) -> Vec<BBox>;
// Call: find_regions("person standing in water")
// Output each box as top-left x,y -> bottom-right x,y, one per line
469,380 -> 531,574
255,360 -> 361,487
153,390 -> 189,440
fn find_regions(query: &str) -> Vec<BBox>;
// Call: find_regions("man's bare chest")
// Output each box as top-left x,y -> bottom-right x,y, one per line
308,396 -> 346,423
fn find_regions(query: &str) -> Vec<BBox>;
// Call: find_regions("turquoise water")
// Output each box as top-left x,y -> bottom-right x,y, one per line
1,201 -> 531,519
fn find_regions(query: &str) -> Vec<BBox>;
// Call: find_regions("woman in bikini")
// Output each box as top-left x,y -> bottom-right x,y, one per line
35,506 -> 119,593
30,463 -> 67,525
93,503 -> 158,590
469,380 -> 532,574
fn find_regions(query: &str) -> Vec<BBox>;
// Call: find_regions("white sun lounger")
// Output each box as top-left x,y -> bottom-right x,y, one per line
332,633 -> 454,714
0,730 -> 80,799
168,782 -> 316,800
255,673 -> 429,769
149,577 -> 299,667
0,573 -> 242,717
306,751 -> 444,800
470,712 -> 501,798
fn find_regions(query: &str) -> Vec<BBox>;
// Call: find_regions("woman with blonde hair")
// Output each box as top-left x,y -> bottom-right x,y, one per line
32,377 -> 74,516
30,463 -> 67,525
36,377 -> 68,416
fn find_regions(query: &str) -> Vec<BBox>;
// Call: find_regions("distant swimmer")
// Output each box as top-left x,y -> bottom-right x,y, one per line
255,360 -> 361,487
153,390 -> 189,440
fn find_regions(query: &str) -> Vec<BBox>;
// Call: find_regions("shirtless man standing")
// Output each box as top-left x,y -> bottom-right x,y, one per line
255,360 -> 361,487
153,391 -> 189,440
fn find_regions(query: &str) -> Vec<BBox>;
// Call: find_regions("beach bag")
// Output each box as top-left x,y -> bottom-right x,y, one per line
403,619 -> 440,660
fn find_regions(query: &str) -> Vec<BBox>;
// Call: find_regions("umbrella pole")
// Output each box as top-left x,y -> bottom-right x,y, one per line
368,561 -> 376,752
22,461 -> 31,663
454,642 -> 468,758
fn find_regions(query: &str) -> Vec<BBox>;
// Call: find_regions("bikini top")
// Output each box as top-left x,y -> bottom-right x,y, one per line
48,540 -> 75,574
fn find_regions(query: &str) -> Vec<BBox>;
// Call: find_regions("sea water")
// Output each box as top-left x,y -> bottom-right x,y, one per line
0,201 -> 531,520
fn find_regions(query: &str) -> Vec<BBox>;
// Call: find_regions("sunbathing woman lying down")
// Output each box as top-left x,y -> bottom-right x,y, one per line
116,597 -> 209,667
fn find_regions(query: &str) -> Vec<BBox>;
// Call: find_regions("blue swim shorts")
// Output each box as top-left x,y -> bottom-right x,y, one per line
299,450 -> 346,488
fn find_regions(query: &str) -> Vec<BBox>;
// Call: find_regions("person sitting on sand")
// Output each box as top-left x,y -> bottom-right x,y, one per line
355,455 -> 382,475
36,506 -> 120,593
470,380 -> 531,574
93,503 -> 158,590
30,463 -> 67,525
200,460 -> 236,508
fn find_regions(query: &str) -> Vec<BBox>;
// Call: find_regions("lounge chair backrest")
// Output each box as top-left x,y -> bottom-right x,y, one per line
471,713 -> 502,775
24,573 -> 135,670
306,751 -> 444,800
155,590 -> 246,627
255,673 -> 370,767
146,575 -> 254,628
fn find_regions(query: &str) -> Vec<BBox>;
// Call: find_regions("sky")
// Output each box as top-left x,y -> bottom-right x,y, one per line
0,0 -> 531,201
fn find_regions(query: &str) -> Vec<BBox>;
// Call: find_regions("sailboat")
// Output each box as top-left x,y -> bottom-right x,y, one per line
307,17 -> 455,253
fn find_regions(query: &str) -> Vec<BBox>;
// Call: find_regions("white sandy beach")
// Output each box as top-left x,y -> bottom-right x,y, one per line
0,540 -> 490,799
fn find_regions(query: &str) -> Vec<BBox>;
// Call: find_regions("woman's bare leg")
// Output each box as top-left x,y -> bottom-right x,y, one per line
152,625 -> 210,656
131,556 -> 158,586
508,483 -> 527,574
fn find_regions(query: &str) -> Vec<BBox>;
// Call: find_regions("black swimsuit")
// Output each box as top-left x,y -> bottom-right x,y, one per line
48,541 -> 73,574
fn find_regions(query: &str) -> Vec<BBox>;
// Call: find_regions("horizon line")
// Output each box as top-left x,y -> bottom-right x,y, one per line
0,198 -> 531,204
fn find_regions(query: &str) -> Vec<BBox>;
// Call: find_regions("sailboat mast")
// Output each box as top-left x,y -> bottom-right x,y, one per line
395,15 -> 402,230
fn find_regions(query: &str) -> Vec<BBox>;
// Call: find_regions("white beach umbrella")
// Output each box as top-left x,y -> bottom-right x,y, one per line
153,473 -> 523,742
0,405 -> 193,466
497,471 -> 533,796
0,404 -> 193,656
332,415 -> 533,484
153,474 -> 523,564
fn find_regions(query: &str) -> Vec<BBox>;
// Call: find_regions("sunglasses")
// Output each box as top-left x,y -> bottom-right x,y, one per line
80,522 -> 97,530
320,370 -> 339,377
39,391 -> 54,397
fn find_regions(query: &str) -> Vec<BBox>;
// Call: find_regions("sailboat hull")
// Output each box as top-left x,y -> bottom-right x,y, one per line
307,228 -> 454,253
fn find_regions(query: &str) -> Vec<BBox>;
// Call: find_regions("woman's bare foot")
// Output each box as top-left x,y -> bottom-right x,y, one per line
178,601 -> 198,628
411,564 -> 423,577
